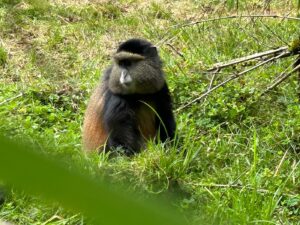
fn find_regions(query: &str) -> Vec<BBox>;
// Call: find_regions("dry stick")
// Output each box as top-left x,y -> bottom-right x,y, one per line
176,52 -> 288,112
207,46 -> 288,71
261,63 -> 300,95
203,73 -> 217,102
270,62 -> 294,83
0,93 -> 23,106
158,14 -> 299,50
57,15 -> 70,24
174,14 -> 300,29
208,73 -> 217,90
256,63 -> 293,97
166,43 -> 185,59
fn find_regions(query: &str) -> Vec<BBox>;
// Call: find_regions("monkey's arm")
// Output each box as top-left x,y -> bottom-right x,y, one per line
102,91 -> 142,155
154,84 -> 176,142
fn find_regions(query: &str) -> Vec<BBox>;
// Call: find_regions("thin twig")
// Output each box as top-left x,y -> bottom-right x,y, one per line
166,43 -> 185,59
157,14 -> 300,48
261,63 -> 300,95
203,73 -> 217,102
155,32 -> 179,47
208,73 -> 217,90
57,15 -> 70,24
176,52 -> 287,112
200,70 -> 231,75
237,19 -> 273,49
0,93 -> 24,106
207,46 -> 288,71
258,20 -> 289,46
173,14 -> 300,29
270,62 -> 294,83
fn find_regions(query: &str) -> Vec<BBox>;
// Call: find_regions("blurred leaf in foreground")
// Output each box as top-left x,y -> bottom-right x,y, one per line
0,136 -> 187,225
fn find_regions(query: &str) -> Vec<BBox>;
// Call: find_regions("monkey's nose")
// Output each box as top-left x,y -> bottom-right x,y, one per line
120,70 -> 132,85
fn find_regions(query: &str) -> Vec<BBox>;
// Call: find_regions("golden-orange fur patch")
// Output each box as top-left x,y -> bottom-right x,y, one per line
82,86 -> 108,152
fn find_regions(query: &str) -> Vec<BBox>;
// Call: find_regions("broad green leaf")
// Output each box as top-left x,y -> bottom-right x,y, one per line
0,136 -> 187,225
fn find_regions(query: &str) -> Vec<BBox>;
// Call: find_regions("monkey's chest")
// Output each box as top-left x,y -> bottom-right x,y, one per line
136,102 -> 157,140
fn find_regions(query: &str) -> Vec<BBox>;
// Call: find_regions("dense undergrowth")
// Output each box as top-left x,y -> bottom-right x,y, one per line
0,0 -> 300,224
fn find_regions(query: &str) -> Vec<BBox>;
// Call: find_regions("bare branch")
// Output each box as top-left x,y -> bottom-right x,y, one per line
261,63 -> 300,95
203,73 -> 217,102
208,73 -> 217,90
270,62 -> 294,83
166,43 -> 185,60
207,46 -> 289,71
174,14 -> 300,29
176,52 -> 287,112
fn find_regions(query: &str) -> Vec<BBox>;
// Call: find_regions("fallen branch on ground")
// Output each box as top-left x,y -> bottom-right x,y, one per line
207,46 -> 289,71
176,41 -> 300,112
157,14 -> 300,47
176,51 -> 288,112
174,15 -> 300,29
261,63 -> 300,95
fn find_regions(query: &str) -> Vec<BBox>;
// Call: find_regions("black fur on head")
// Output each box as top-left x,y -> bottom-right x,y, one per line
117,38 -> 157,57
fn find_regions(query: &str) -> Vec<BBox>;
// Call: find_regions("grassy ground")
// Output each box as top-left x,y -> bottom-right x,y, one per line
0,0 -> 300,224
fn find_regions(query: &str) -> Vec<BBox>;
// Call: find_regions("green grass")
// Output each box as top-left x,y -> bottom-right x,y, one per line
0,0 -> 300,224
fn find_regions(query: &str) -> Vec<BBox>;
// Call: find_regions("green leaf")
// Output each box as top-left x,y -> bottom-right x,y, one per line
0,136 -> 187,225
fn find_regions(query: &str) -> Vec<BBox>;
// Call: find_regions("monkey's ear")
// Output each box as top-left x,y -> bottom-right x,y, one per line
145,46 -> 158,56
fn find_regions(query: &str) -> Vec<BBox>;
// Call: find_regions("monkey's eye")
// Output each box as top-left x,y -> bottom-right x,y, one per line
118,59 -> 132,67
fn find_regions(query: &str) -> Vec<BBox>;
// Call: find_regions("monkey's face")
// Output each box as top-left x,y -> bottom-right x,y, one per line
108,51 -> 165,95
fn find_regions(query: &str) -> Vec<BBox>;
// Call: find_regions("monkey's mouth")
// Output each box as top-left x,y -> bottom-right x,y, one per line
120,82 -> 131,87
119,79 -> 133,90
120,83 -> 134,92
119,82 -> 135,94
